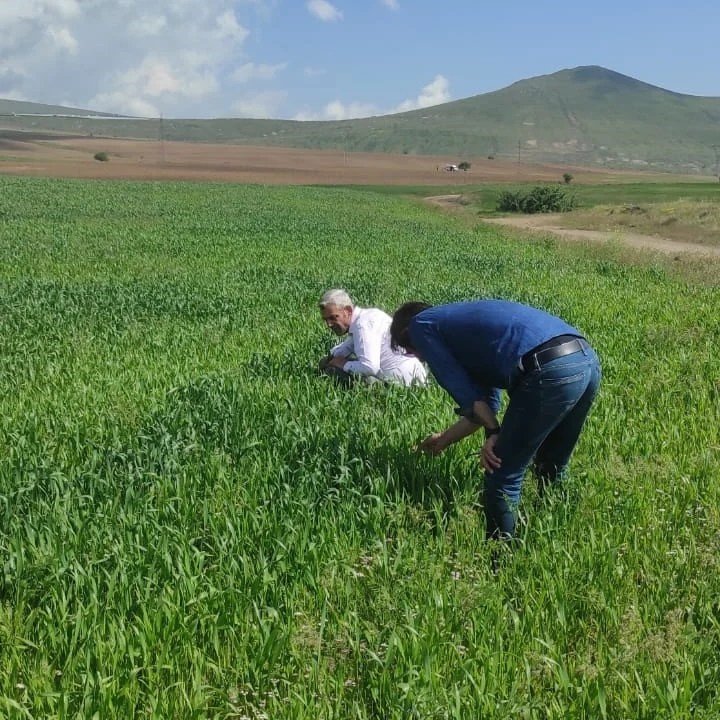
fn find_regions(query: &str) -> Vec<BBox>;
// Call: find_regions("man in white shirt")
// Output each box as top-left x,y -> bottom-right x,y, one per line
318,289 -> 427,387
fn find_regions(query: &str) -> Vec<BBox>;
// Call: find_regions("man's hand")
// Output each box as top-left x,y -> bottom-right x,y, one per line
482,434 -> 502,472
417,432 -> 448,456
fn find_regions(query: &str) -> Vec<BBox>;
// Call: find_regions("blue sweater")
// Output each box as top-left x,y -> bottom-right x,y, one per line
408,300 -> 580,412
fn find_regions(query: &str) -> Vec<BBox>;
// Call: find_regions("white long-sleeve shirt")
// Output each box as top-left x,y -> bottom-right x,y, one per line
330,306 -> 427,386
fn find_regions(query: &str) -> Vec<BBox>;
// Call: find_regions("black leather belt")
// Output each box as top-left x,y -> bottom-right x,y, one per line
519,335 -> 584,373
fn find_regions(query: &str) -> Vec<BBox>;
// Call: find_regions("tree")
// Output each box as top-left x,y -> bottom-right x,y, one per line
562,172 -> 573,184
458,161 -> 471,171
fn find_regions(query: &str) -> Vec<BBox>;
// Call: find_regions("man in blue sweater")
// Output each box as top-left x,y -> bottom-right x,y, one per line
390,299 -> 601,541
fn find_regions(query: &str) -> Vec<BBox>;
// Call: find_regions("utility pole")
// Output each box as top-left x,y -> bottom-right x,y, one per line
159,112 -> 166,165
517,139 -> 521,164
712,144 -> 720,181
343,127 -> 351,167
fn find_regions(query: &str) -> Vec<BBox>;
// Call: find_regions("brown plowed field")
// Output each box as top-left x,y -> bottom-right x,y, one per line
0,131 -> 660,185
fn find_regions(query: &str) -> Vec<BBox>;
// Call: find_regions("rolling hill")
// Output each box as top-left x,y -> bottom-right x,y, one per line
2,66 -> 719,174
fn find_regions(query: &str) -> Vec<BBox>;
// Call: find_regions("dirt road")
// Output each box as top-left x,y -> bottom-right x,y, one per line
484,214 -> 720,257
426,195 -> 720,257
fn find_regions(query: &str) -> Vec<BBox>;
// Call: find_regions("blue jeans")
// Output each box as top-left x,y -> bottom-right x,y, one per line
484,341 -> 601,539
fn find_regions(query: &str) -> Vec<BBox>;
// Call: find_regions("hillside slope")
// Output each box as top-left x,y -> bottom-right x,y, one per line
2,66 -> 719,174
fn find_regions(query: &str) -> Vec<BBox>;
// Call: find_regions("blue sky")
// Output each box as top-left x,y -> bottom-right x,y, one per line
1,0 -> 718,119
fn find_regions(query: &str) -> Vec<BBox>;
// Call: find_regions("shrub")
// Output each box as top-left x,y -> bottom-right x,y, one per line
496,185 -> 578,214
495,190 -> 524,213
563,172 -> 574,184
458,161 -> 471,171
94,151 -> 109,162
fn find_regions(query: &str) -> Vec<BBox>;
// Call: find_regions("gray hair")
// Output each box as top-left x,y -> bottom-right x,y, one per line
319,288 -> 354,309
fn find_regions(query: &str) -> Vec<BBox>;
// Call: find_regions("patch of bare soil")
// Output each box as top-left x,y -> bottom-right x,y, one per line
425,194 -> 465,206
481,214 -> 720,257
0,130 -> 665,186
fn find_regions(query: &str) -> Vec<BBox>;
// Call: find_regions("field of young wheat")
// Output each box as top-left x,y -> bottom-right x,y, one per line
0,176 -> 719,718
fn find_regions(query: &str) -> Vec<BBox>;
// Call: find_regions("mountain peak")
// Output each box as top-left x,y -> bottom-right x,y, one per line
525,65 -> 679,96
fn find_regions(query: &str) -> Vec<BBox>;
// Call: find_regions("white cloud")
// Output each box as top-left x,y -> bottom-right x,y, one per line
0,0 -> 255,117
295,100 -> 378,121
0,67 -> 26,95
89,53 -> 220,115
295,75 -> 451,121
0,87 -> 28,102
393,74 -> 450,112
0,1 -> 443,121
141,61 -> 182,96
324,100 -> 377,120
128,14 -> 167,37
88,91 -> 159,118
0,0 -> 79,24
45,0 -> 81,18
216,10 -> 249,40
307,0 -> 342,22
233,0 -> 277,22
232,62 -> 287,83
232,90 -> 287,118
47,26 -> 78,54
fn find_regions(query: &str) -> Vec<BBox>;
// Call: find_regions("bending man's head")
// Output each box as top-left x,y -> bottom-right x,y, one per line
390,301 -> 432,353
319,288 -> 354,335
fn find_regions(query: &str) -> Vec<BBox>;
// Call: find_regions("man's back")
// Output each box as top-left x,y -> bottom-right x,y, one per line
344,307 -> 427,385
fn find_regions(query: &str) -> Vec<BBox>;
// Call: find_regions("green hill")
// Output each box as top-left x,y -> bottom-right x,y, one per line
2,66 -> 719,174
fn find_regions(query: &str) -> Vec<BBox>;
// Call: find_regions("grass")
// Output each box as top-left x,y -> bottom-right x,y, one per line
375,181 -> 720,277
557,199 -> 720,247
0,175 -> 719,718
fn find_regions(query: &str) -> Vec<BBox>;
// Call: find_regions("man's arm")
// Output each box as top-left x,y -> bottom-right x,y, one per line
329,336 -> 354,358
410,319 -> 496,410
418,416 -> 482,454
342,315 -> 382,377
410,320 -> 502,458
418,400 -> 501,457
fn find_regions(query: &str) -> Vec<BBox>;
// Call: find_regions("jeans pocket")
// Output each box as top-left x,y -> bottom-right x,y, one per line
539,370 -> 586,387
509,366 -> 541,394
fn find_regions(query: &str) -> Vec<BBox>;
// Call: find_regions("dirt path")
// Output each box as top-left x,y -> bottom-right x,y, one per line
425,194 -> 468,208
425,195 -> 720,257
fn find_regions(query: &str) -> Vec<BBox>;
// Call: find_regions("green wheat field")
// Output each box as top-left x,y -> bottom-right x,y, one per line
0,176 -> 719,718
